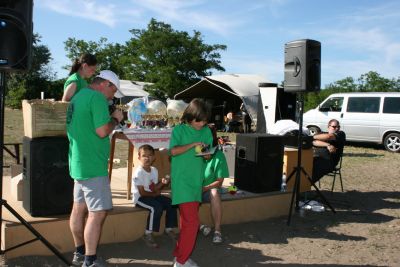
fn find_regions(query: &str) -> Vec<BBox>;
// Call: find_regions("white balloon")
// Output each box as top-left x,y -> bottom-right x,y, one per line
147,100 -> 167,116
167,100 -> 188,118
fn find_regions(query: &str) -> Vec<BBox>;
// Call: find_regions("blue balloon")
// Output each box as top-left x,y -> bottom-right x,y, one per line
127,98 -> 148,125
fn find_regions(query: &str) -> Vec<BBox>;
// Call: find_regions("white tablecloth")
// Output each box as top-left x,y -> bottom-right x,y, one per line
121,128 -> 172,148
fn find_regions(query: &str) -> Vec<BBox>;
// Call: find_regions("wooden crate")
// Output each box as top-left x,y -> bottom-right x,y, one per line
22,99 -> 69,138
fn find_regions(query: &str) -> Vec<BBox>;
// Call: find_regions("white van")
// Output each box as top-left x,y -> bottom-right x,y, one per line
303,92 -> 400,152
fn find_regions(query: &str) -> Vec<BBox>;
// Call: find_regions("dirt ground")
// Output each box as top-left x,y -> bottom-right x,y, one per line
4,144 -> 400,267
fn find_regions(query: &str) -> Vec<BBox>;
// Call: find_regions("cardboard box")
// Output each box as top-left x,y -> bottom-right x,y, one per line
22,99 -> 69,138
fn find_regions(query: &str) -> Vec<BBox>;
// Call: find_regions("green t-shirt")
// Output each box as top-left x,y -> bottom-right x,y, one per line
203,150 -> 229,186
64,73 -> 88,100
66,88 -> 111,180
169,123 -> 213,205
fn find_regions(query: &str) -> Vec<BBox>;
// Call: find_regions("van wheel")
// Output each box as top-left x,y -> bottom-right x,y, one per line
384,133 -> 400,153
308,126 -> 320,136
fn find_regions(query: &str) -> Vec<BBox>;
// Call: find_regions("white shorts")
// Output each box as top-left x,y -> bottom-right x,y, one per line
73,176 -> 113,212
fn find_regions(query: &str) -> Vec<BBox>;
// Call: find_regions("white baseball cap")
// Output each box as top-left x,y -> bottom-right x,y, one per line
96,70 -> 124,98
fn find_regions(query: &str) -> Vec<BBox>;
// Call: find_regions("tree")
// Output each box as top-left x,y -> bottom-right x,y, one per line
357,71 -> 398,92
125,19 -> 226,99
6,34 -> 60,108
64,18 -> 227,100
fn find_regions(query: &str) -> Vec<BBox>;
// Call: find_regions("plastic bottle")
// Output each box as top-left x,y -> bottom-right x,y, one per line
281,172 -> 287,192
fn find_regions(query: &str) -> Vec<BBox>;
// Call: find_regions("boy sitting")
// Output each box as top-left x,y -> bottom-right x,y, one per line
132,144 -> 178,248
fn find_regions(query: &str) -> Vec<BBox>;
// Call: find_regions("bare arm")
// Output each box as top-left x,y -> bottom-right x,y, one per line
313,140 -> 337,153
138,185 -> 160,197
62,83 -> 77,102
154,177 -> 170,191
313,132 -> 337,141
203,178 -> 224,192
170,142 -> 203,156
95,109 -> 124,138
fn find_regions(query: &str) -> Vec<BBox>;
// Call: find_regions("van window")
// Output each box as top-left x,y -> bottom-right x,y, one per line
383,97 -> 400,114
347,97 -> 380,113
319,97 -> 343,112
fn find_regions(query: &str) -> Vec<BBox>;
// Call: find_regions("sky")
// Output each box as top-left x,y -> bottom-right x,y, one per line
34,0 -> 400,88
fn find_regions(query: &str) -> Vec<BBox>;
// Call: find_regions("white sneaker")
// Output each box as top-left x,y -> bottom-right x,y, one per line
173,257 -> 199,267
199,224 -> 211,237
212,231 -> 223,244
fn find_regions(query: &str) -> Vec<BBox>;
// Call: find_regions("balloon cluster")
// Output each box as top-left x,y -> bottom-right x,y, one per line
127,98 -> 190,128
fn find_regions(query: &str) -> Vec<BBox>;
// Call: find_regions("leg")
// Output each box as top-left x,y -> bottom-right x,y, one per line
69,202 -> 88,248
81,176 -> 113,259
209,189 -> 222,232
312,157 -> 333,183
70,181 -> 88,248
84,210 -> 107,255
159,196 -> 178,229
137,197 -> 164,232
173,202 -> 200,264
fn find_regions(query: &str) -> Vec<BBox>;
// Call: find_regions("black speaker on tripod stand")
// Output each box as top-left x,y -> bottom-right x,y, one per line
284,39 -> 321,93
283,39 -> 335,225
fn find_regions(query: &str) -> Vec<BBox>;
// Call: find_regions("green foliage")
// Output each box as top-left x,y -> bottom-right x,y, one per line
63,18 -> 226,100
5,34 -> 61,108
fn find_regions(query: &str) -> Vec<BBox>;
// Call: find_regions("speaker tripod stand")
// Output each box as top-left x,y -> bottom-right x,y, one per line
286,93 -> 335,225
0,72 -> 71,266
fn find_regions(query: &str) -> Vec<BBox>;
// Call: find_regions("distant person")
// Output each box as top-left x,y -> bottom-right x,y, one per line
240,103 -> 252,133
67,70 -> 124,267
224,111 -> 240,133
131,144 -> 178,248
312,119 -> 346,183
169,98 -> 213,267
62,53 -> 97,102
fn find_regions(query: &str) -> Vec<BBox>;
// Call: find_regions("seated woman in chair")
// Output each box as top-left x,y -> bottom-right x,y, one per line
311,119 -> 346,183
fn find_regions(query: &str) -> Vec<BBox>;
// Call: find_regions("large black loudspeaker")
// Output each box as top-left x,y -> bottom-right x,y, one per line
284,39 -> 321,92
0,0 -> 33,71
234,134 -> 284,193
23,136 -> 74,217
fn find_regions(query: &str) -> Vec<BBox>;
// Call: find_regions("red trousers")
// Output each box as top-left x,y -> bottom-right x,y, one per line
173,202 -> 200,264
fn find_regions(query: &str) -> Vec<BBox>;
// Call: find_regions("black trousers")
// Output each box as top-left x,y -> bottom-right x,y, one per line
312,157 -> 334,183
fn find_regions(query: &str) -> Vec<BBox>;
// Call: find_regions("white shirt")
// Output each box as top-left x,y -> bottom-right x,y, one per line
131,165 -> 159,205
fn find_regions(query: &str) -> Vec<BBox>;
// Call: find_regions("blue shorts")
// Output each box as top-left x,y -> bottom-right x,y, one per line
73,176 -> 113,212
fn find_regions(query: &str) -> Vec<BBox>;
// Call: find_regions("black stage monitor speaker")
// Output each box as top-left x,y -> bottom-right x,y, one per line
0,0 -> 33,71
284,39 -> 320,92
23,136 -> 73,217
234,134 -> 284,193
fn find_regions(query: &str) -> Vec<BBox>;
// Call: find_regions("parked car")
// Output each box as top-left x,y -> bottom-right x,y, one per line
303,92 -> 400,152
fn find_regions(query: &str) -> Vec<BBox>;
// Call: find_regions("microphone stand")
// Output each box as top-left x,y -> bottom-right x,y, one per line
286,93 -> 336,225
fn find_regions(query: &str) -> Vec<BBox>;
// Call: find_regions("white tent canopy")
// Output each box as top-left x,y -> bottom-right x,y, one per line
174,74 -> 271,125
119,80 -> 150,97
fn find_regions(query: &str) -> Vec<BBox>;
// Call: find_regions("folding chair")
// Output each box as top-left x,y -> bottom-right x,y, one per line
318,156 -> 344,192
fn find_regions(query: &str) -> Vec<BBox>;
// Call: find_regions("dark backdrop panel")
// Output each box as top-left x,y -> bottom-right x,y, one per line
23,136 -> 73,217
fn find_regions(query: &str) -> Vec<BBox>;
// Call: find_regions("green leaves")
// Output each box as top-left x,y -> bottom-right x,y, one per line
63,18 -> 226,100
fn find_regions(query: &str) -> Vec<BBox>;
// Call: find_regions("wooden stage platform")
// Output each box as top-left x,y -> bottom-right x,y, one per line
2,167 -> 294,260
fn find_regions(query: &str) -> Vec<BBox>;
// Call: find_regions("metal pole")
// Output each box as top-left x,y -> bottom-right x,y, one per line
0,71 -> 6,247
